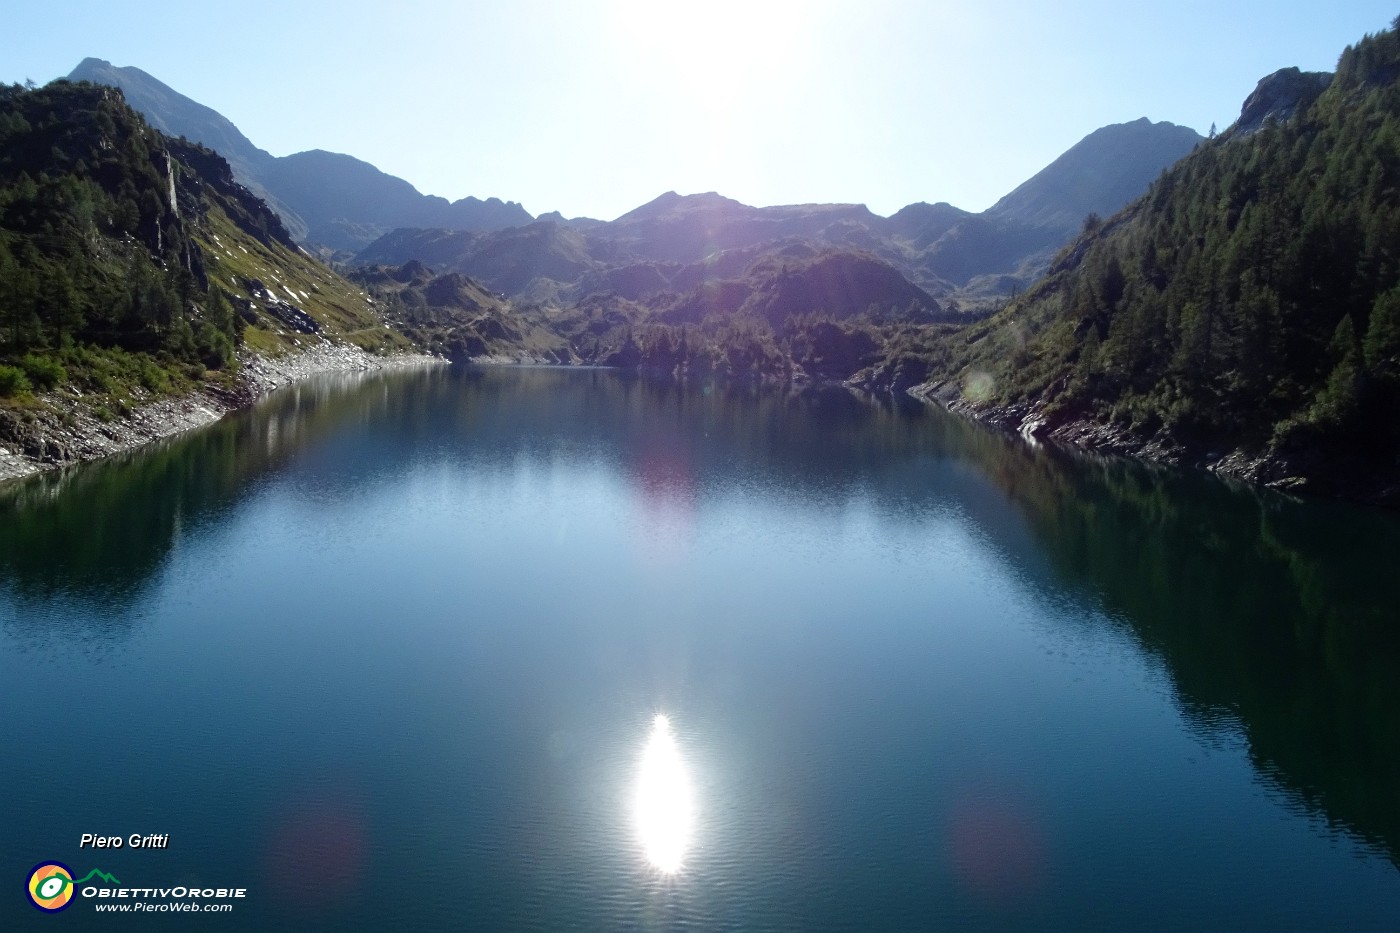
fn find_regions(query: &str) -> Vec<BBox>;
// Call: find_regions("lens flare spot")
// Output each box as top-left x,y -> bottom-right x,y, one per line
963,369 -> 996,403
634,713 -> 695,873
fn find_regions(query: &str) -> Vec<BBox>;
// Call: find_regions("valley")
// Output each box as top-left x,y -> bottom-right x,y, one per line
2,22 -> 1399,507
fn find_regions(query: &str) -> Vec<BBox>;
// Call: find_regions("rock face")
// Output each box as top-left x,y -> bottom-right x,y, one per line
246,279 -> 321,334
1232,67 -> 1333,136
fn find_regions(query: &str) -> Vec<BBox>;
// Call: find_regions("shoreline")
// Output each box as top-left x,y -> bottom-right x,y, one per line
8,349 -> 1393,508
908,379 -> 1400,509
0,342 -> 444,485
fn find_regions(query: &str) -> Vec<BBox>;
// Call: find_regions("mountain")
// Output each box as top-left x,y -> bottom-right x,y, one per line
358,216 -> 942,325
0,79 -> 401,414
356,221 -> 595,297
919,22 -> 1400,503
66,58 -> 309,239
659,247 -> 942,326
355,118 -> 1201,310
67,57 -> 1198,301
341,261 -> 562,361
346,114 -> 1200,379
600,191 -> 886,264
68,58 -> 271,177
986,118 -> 1205,232
66,58 -> 532,252
883,201 -> 970,244
918,118 -> 1204,294
256,150 -> 532,249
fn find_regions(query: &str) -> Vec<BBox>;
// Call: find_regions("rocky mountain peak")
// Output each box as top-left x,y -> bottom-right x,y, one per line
1233,67 -> 1333,135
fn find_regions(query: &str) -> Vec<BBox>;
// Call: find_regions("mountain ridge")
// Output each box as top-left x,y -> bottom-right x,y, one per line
67,58 -> 532,252
352,114 -> 1201,324
67,56 -> 1199,299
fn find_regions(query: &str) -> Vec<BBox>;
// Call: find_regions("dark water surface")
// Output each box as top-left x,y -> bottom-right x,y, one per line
2,365 -> 1398,931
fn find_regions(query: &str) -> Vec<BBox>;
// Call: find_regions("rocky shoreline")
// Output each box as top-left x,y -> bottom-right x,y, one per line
0,342 -> 444,485
910,379 -> 1400,508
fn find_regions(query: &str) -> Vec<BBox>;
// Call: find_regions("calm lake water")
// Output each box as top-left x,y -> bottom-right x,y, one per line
3,365 -> 1399,931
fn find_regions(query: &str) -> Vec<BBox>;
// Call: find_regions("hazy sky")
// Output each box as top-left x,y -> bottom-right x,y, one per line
3,1 -> 1395,220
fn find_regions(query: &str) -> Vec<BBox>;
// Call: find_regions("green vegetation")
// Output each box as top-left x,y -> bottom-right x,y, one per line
347,257 -> 917,382
0,81 -> 237,398
199,202 -> 407,357
935,24 -> 1400,466
0,364 -> 28,397
0,79 -> 397,420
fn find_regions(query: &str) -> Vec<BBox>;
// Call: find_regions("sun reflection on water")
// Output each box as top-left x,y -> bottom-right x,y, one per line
634,714 -> 695,873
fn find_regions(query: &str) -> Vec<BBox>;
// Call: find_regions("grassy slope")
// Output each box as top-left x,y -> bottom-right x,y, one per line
198,204 -> 410,357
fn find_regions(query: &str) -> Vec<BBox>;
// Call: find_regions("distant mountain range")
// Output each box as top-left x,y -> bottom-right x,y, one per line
67,58 -> 1200,302
68,58 -> 533,251
353,118 -> 1200,313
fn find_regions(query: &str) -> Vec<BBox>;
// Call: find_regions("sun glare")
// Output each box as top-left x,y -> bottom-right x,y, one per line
634,713 -> 695,873
613,0 -> 809,105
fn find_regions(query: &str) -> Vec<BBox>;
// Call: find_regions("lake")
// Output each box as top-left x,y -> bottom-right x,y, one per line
2,365 -> 1398,930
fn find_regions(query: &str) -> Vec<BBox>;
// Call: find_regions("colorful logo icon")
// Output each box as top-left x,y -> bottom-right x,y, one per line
27,862 -> 75,913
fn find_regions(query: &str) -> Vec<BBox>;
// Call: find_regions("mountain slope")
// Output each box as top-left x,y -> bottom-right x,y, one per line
356,118 -> 1201,309
927,22 -> 1400,502
355,221 -> 596,297
68,58 -> 273,178
257,150 -> 532,250
67,59 -> 532,252
922,118 -> 1203,293
70,58 -> 1199,302
67,57 -> 316,242
986,118 -> 1204,232
0,79 -> 402,417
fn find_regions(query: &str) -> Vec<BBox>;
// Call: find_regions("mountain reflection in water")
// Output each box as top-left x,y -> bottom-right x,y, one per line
1,364 -> 1397,931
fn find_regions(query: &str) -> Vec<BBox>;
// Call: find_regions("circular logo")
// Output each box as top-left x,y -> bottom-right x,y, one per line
27,862 -> 76,913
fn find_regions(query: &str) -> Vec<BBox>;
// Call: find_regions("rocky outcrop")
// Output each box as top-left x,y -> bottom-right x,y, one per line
846,355 -> 931,394
246,279 -> 321,334
1231,67 -> 1332,136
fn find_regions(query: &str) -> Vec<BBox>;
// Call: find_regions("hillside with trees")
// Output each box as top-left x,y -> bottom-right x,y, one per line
0,80 -> 400,425
921,22 -> 1400,502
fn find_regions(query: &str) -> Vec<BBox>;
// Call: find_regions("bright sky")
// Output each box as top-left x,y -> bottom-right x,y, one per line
2,1 -> 1395,220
